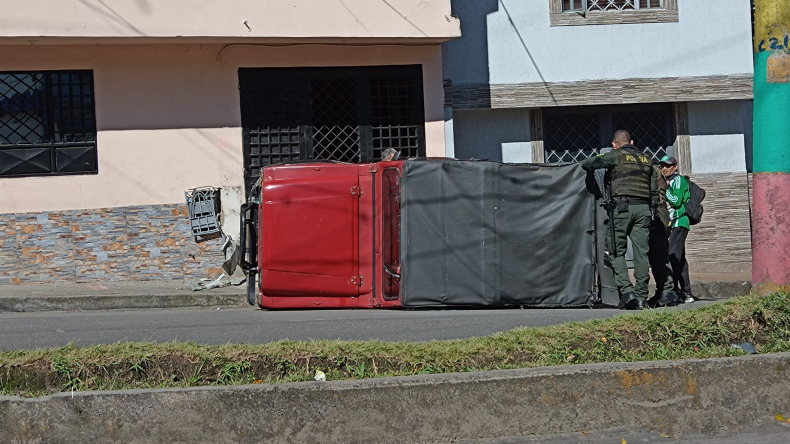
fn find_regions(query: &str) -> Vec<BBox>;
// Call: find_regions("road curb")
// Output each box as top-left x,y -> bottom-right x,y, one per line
2,353 -> 789,443
643,280 -> 751,302
692,280 -> 752,300
0,293 -> 247,312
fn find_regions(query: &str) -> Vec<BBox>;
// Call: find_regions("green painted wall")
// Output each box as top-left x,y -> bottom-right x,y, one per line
753,51 -> 790,173
753,0 -> 790,174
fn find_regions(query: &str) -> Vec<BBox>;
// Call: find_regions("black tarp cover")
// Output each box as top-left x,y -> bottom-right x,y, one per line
400,160 -> 597,308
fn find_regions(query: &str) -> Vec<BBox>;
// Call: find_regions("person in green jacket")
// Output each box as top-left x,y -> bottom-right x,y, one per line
659,155 -> 694,303
581,130 -> 676,310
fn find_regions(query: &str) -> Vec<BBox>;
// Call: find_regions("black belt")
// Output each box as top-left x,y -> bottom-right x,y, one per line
613,197 -> 650,205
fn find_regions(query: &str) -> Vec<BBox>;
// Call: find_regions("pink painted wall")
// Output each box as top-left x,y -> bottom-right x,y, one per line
0,44 -> 446,221
0,0 -> 459,41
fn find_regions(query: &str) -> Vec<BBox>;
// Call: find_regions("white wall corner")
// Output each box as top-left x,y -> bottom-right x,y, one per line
502,142 -> 532,163
444,107 -> 455,158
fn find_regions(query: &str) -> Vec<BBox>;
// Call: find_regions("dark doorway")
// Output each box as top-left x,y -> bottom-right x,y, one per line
239,65 -> 426,192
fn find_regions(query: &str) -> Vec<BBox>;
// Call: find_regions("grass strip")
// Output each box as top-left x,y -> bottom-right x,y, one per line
2,291 -> 790,398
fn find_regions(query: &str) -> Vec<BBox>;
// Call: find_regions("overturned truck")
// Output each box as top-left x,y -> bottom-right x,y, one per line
239,159 -> 619,309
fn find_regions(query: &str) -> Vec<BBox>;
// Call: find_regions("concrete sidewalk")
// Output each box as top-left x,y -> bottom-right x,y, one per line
0,272 -> 753,312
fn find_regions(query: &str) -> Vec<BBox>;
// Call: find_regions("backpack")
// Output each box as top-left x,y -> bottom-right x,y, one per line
684,176 -> 706,225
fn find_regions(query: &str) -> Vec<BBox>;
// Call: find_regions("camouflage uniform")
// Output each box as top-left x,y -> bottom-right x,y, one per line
581,144 -> 661,308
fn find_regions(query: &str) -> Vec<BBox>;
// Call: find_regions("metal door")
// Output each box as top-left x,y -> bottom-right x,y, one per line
258,164 -> 361,299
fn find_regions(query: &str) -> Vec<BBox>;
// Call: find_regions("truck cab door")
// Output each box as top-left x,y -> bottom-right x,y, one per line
259,165 -> 361,299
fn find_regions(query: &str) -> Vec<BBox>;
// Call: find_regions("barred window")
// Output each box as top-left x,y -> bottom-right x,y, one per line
543,104 -> 674,164
0,70 -> 97,177
563,0 -> 664,12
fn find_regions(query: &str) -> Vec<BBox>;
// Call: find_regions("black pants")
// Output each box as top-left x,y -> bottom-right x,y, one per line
668,227 -> 691,295
648,218 -> 672,297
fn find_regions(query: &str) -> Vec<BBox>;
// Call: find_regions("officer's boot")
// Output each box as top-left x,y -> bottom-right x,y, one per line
655,290 -> 679,307
618,291 -> 639,310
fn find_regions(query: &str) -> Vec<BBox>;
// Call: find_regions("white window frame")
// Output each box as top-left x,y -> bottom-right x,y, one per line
562,0 -> 665,13
550,0 -> 678,26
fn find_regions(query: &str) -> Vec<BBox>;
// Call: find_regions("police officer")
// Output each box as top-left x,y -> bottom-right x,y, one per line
581,130 -> 674,310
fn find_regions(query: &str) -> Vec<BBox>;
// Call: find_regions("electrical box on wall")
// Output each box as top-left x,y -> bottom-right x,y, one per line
185,187 -> 222,241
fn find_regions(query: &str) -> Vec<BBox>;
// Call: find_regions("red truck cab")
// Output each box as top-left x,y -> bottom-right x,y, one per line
240,161 -> 404,309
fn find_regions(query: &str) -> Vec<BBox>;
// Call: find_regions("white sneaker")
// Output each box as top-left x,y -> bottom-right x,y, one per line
684,296 -> 695,303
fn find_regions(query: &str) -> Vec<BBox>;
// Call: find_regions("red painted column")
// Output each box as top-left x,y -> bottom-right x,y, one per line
752,178 -> 790,292
752,0 -> 790,293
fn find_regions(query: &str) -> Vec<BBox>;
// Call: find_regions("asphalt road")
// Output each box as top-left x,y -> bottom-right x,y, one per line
0,301 -> 717,351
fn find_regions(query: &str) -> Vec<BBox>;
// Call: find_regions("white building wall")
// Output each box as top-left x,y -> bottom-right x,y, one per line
445,0 -> 753,85
452,108 -> 532,162
688,100 -> 753,174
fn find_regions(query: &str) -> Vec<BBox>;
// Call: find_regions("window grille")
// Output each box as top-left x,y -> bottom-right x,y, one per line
239,66 -> 426,192
371,76 -> 423,161
311,78 -> 361,163
611,109 -> 671,161
563,0 -> 663,12
0,70 -> 97,177
240,74 -> 305,191
544,112 -> 602,164
543,104 -> 674,164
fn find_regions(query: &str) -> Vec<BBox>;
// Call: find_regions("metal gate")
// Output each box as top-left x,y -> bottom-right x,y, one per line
239,66 -> 426,191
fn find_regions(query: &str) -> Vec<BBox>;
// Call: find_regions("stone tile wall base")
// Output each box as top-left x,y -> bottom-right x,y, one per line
0,204 -> 226,284
685,172 -> 753,274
